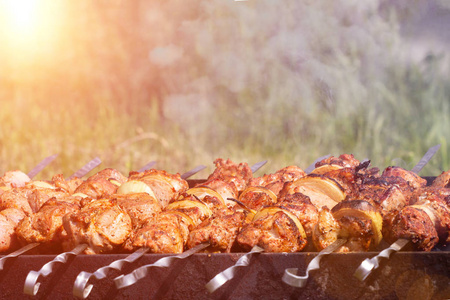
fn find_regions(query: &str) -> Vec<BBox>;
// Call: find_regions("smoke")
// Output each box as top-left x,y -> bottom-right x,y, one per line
149,44 -> 184,67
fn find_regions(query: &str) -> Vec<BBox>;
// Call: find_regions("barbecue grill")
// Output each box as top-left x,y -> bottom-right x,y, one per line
0,177 -> 448,300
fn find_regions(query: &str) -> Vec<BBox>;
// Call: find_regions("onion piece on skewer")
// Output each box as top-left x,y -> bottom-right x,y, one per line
117,180 -> 157,198
280,174 -> 346,210
184,186 -> 226,207
238,186 -> 277,210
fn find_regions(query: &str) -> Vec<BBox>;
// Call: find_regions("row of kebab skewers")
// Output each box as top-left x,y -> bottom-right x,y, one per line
0,150 -> 449,297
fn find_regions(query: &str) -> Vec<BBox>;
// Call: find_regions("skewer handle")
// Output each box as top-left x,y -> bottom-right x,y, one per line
114,243 -> 209,289
0,243 -> 40,271
73,247 -> 149,299
353,238 -> 409,281
24,244 -> 88,296
282,238 -> 346,288
205,245 -> 264,293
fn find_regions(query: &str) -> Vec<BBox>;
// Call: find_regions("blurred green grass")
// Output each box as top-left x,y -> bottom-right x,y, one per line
0,1 -> 449,179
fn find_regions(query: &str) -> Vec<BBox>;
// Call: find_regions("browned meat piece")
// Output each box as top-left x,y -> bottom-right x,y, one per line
384,191 -> 450,251
250,166 -> 306,186
380,175 -> 416,195
15,198 -> 80,253
249,174 -> 279,190
249,166 -> 306,196
415,194 -> 450,243
162,211 -> 195,245
0,188 -> 33,215
2,180 -> 71,216
432,170 -> 450,188
1,207 -> 26,226
52,174 -> 83,194
124,211 -> 188,253
62,199 -> 132,254
238,186 -> 278,210
382,166 -> 427,190
0,171 -> 31,188
312,200 -> 383,252
86,168 -> 128,184
27,188 -> 69,213
312,208 -> 340,251
73,168 -> 128,199
187,208 -> 249,253
315,154 -> 361,169
318,167 -> 360,199
128,169 -> 189,208
383,207 -> 439,251
236,207 -> 307,252
0,208 -> 26,252
0,214 -> 16,253
205,158 -> 253,192
358,177 -> 411,215
275,165 -> 307,180
277,193 -> 319,238
182,187 -> 227,212
112,193 -> 162,228
74,178 -> 119,199
411,186 -> 450,205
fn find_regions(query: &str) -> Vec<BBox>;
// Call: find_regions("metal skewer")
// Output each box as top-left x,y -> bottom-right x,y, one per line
250,160 -> 268,174
0,154 -> 59,271
282,239 -> 347,287
72,165 -> 208,299
180,165 -> 206,180
353,239 -> 409,281
353,144 -> 441,282
68,157 -> 102,180
205,245 -> 264,293
304,155 -> 331,174
0,243 -> 41,271
205,158 -> 309,292
114,243 -> 210,290
24,244 -> 88,296
73,247 -> 149,299
22,159 -> 103,295
283,145 -> 440,288
84,160 -> 265,296
137,161 -> 157,173
27,154 -> 59,179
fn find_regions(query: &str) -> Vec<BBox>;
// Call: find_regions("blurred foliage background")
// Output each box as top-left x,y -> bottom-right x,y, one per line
0,0 -> 449,179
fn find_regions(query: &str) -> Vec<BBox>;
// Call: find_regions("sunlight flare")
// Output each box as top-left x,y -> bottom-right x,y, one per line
1,0 -> 40,38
